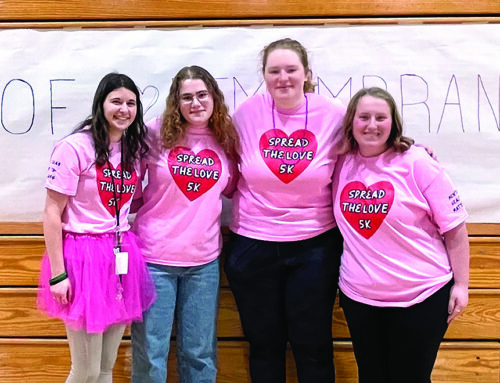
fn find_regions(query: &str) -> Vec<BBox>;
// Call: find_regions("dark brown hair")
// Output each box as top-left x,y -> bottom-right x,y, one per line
74,72 -> 148,169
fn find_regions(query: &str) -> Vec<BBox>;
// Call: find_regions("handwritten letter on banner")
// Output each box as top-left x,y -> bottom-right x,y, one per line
0,24 -> 498,222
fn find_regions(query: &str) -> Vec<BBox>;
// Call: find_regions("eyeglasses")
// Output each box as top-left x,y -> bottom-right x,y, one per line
180,90 -> 210,104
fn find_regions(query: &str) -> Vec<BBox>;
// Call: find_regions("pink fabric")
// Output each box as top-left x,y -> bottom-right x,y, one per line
132,118 -> 236,266
230,91 -> 346,241
45,130 -> 140,233
37,231 -> 155,333
334,146 -> 468,307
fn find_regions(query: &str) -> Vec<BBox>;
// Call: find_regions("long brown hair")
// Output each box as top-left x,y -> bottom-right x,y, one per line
161,66 -> 239,157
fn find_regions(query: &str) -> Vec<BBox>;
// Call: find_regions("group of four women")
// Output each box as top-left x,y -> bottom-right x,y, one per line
37,37 -> 469,383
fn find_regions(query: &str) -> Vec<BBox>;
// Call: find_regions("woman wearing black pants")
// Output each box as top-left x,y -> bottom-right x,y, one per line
333,87 -> 470,383
224,37 -> 346,383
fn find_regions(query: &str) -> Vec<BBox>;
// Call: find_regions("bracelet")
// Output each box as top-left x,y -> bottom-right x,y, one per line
49,271 -> 68,286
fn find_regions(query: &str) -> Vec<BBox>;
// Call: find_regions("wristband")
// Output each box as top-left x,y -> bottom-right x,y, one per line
49,271 -> 68,286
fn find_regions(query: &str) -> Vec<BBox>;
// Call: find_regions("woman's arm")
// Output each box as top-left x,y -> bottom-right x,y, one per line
130,197 -> 144,214
130,157 -> 148,214
43,189 -> 72,305
443,222 -> 470,324
222,154 -> 240,199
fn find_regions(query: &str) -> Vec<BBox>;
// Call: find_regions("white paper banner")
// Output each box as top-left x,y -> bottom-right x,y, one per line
0,24 -> 499,222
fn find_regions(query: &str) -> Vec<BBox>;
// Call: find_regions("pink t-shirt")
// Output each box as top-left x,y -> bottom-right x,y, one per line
230,91 -> 346,241
333,146 -> 468,307
45,130 -> 139,233
132,118 -> 236,266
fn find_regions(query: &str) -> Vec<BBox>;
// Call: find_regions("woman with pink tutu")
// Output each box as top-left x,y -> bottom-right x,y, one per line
37,73 -> 156,383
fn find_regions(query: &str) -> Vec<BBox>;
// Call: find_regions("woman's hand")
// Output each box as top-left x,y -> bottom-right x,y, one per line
50,278 -> 72,305
415,143 -> 438,160
443,222 -> 470,324
447,282 -> 468,324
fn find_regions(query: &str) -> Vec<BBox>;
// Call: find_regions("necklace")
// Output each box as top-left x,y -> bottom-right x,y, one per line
271,95 -> 310,166
107,137 -> 125,292
107,138 -> 125,249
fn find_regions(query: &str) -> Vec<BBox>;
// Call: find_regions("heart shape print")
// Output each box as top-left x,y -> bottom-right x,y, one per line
168,146 -> 222,201
96,163 -> 138,217
340,181 -> 394,239
259,129 -> 317,184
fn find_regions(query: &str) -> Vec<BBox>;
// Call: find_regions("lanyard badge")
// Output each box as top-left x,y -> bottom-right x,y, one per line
113,230 -> 128,274
109,140 -> 129,275
114,246 -> 129,275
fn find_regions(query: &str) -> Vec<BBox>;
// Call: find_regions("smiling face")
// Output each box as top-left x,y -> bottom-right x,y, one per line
103,87 -> 137,142
352,95 -> 392,157
179,79 -> 214,128
264,48 -> 307,109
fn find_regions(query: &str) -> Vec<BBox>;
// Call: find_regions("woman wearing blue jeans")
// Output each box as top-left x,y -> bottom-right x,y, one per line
131,66 -> 238,382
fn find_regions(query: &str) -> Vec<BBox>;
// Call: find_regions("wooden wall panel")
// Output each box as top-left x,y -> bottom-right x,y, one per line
0,236 -> 44,286
0,340 -> 498,383
3,236 -> 499,288
2,287 -> 500,340
0,222 -> 498,236
0,0 -> 498,22
0,339 -> 132,382
470,237 -> 500,288
432,343 -> 500,383
0,288 -> 63,337
446,290 -> 500,339
0,223 -> 42,235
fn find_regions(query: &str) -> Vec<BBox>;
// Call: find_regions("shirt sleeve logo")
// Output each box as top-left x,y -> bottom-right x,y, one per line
259,129 -> 317,184
168,146 -> 222,201
340,181 -> 394,239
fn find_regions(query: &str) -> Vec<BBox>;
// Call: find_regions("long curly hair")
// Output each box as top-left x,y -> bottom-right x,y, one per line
261,38 -> 315,93
339,87 -> 414,154
74,72 -> 148,170
161,65 -> 239,158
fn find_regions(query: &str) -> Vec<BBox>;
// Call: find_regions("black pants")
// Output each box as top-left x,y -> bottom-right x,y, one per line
339,280 -> 452,383
224,228 -> 343,383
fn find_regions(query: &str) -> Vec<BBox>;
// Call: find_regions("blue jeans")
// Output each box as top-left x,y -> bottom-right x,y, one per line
131,258 -> 219,383
224,228 -> 343,383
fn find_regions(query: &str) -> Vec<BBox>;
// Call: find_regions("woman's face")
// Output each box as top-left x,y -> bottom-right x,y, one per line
352,95 -> 392,157
103,87 -> 137,142
264,48 -> 307,109
179,79 -> 214,128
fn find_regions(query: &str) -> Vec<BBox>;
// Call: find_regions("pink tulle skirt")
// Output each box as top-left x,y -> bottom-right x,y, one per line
37,231 -> 156,334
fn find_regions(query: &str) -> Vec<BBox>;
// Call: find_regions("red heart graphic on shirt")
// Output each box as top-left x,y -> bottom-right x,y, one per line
96,163 -> 138,217
168,146 -> 222,201
340,181 -> 394,239
259,129 -> 317,184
